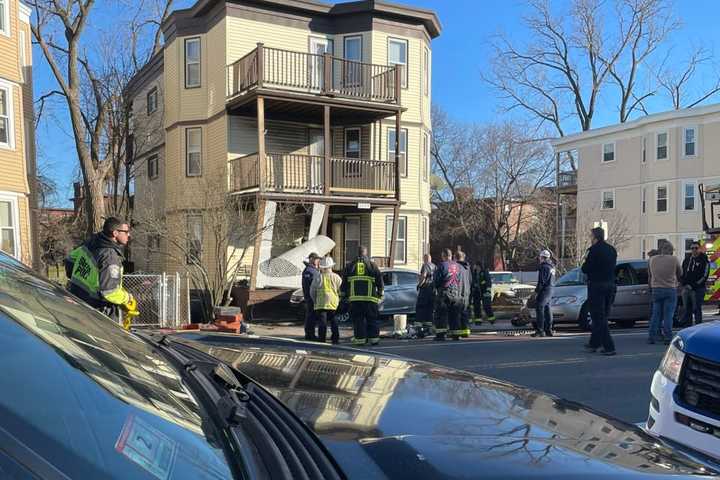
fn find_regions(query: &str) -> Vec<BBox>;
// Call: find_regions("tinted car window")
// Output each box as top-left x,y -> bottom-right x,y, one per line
615,264 -> 635,286
0,256 -> 233,479
395,272 -> 419,285
631,262 -> 650,285
490,273 -> 515,283
382,272 -> 393,286
556,268 -> 587,286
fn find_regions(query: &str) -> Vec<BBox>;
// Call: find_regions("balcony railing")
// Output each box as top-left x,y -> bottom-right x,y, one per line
229,152 -> 396,197
558,171 -> 577,188
227,44 -> 400,104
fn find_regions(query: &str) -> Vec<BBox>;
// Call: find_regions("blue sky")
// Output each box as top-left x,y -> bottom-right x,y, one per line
34,0 -> 720,207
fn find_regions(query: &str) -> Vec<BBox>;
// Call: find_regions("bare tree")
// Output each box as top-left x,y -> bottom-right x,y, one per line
29,0 -> 173,234
657,46 -> 720,110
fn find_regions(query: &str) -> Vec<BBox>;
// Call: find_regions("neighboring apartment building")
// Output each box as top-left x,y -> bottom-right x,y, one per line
552,104 -> 720,261
0,0 -> 37,267
126,0 -> 440,289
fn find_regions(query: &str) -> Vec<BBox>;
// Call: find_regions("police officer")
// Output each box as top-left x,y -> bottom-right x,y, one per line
302,252 -> 321,341
414,253 -> 436,338
533,249 -> 556,337
342,246 -> 384,346
472,260 -> 496,325
65,217 -> 138,327
456,251 -> 472,338
433,248 -> 463,341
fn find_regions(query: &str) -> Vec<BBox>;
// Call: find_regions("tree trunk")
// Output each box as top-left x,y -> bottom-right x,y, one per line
85,179 -> 106,234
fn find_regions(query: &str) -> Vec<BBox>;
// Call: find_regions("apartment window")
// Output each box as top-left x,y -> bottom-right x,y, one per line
423,46 -> 429,97
184,37 -> 201,88
641,238 -> 647,260
601,190 -> 615,210
0,0 -> 8,36
345,217 -> 360,263
656,132 -> 668,160
422,216 -> 429,255
642,137 -> 646,164
0,198 -> 17,258
187,215 -> 202,264
602,142 -> 615,163
147,235 -> 160,257
185,127 -> 202,176
422,131 -> 429,181
343,36 -> 362,87
344,128 -> 361,176
19,30 -> 26,82
388,128 -> 408,177
388,38 -> 408,88
386,216 -> 407,264
641,187 -> 647,214
0,85 -> 12,148
656,184 -> 668,213
683,181 -> 696,211
147,87 -> 158,115
148,154 -> 159,180
684,127 -> 697,157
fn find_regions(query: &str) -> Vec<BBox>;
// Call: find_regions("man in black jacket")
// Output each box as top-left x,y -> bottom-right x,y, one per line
681,241 -> 710,326
581,227 -> 618,355
534,250 -> 555,337
302,253 -> 321,340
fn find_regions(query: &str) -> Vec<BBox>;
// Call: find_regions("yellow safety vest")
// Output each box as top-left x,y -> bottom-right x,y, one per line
314,274 -> 339,311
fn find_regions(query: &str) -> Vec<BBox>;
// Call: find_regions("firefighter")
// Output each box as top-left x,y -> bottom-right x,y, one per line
342,246 -> 384,346
456,251 -> 472,338
472,260 -> 495,325
65,217 -> 138,328
414,253 -> 436,338
433,248 -> 463,341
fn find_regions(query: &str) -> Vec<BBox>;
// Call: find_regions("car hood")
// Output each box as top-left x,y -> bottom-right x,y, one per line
678,321 -> 720,364
175,333 -> 715,479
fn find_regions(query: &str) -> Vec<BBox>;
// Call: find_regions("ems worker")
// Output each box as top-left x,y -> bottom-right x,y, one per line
310,256 -> 342,344
414,253 -> 436,337
433,248 -> 463,341
456,251 -> 472,338
472,260 -> 495,325
342,246 -> 384,346
65,217 -> 138,327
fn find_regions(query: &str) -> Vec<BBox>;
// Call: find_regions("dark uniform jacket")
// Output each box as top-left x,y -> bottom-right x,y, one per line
434,260 -> 462,303
341,256 -> 384,302
536,261 -> 555,295
472,267 -> 492,295
682,253 -> 710,289
302,264 -> 319,303
417,262 -> 436,307
581,241 -> 618,285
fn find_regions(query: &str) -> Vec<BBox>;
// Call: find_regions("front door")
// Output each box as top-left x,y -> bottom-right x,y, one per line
308,129 -> 324,193
309,37 -> 333,91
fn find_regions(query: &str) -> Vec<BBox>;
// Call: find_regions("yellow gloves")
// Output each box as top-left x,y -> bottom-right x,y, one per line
121,295 -> 139,330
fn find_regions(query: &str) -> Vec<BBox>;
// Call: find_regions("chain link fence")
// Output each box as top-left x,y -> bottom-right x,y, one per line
122,273 -> 191,328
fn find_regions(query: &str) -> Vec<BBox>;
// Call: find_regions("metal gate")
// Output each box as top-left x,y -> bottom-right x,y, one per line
122,273 -> 190,328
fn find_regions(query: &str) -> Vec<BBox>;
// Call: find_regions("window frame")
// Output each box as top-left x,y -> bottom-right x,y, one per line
184,37 -> 201,89
146,87 -> 158,115
0,194 -> 20,260
600,189 -> 615,210
0,0 -> 9,37
344,216 -> 360,264
421,216 -> 429,256
388,127 -> 408,178
388,37 -> 409,89
601,142 -> 616,163
186,214 -> 203,264
342,35 -> 363,88
343,35 -> 362,62
185,127 -> 202,177
0,82 -> 14,150
641,136 -> 646,164
385,215 -> 408,264
682,180 -> 697,212
423,46 -> 429,97
422,131 -> 429,181
656,131 -> 669,161
683,126 -> 698,158
656,183 -> 669,213
641,186 -> 647,215
343,127 -> 361,177
19,30 -> 26,82
147,154 -> 159,180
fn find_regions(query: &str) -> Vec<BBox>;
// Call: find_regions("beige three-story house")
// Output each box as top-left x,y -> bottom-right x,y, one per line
127,0 -> 440,289
0,0 -> 37,267
552,104 -> 720,261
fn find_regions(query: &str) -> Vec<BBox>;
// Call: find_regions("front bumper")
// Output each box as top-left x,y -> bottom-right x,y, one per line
648,370 -> 720,459
528,303 -> 581,324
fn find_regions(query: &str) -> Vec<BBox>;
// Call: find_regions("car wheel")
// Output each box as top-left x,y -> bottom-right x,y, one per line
615,319 -> 636,329
578,304 -> 592,331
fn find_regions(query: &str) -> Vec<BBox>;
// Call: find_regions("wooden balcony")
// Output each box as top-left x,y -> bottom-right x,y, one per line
558,171 -> 578,195
227,44 -> 401,113
229,153 -> 396,202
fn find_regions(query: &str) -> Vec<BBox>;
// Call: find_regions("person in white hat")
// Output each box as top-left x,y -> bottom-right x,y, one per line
310,256 -> 343,344
533,249 -> 556,337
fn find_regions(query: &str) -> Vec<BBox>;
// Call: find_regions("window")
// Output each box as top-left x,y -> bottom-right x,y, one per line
422,216 -> 429,255
641,187 -> 647,214
344,128 -> 361,176
422,131 -> 429,181
632,261 -> 649,284
0,84 -> 12,148
147,154 -> 159,180
344,36 -> 362,61
656,184 -> 668,213
184,37 -> 201,88
343,36 -> 362,87
386,216 -> 407,264
388,38 -> 408,88
423,46 -> 429,96
388,128 -> 408,177
0,198 -> 18,258
656,132 -> 668,160
684,237 -> 696,260
684,127 -> 697,157
602,142 -> 615,162
396,272 -> 418,286
185,127 -> 202,176
0,0 -> 8,36
148,235 -> 160,252
187,215 -> 202,264
641,238 -> 647,260
601,190 -> 615,210
642,137 -> 646,164
683,182 -> 696,211
147,87 -> 158,115
344,218 -> 360,263
19,30 -> 26,82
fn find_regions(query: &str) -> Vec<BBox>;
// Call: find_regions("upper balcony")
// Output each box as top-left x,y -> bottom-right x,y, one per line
558,171 -> 578,195
226,44 -> 403,124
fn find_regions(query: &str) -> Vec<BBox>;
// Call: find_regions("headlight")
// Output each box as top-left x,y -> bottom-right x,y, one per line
551,296 -> 577,306
658,338 -> 686,384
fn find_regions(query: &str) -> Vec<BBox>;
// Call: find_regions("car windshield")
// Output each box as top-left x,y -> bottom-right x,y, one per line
556,267 -> 587,286
0,254 -> 234,479
491,273 -> 516,283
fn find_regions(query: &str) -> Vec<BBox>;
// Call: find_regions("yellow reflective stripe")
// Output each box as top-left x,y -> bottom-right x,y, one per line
102,285 -> 130,305
435,328 -> 448,333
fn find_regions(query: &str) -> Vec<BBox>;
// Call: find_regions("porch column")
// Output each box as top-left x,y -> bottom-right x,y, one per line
555,151 -> 560,263
323,105 -> 331,196
249,197 -> 266,291
389,111 -> 402,267
257,96 -> 266,192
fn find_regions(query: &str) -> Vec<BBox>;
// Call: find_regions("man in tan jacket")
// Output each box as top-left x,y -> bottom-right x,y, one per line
648,241 -> 682,344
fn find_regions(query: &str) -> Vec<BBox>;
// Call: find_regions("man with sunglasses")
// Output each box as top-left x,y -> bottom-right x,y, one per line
681,241 -> 710,326
65,217 -> 138,326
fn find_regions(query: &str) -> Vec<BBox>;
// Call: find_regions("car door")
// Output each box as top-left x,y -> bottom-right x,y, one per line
629,261 -> 652,319
379,271 -> 396,312
609,263 -> 637,320
392,271 -> 420,315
